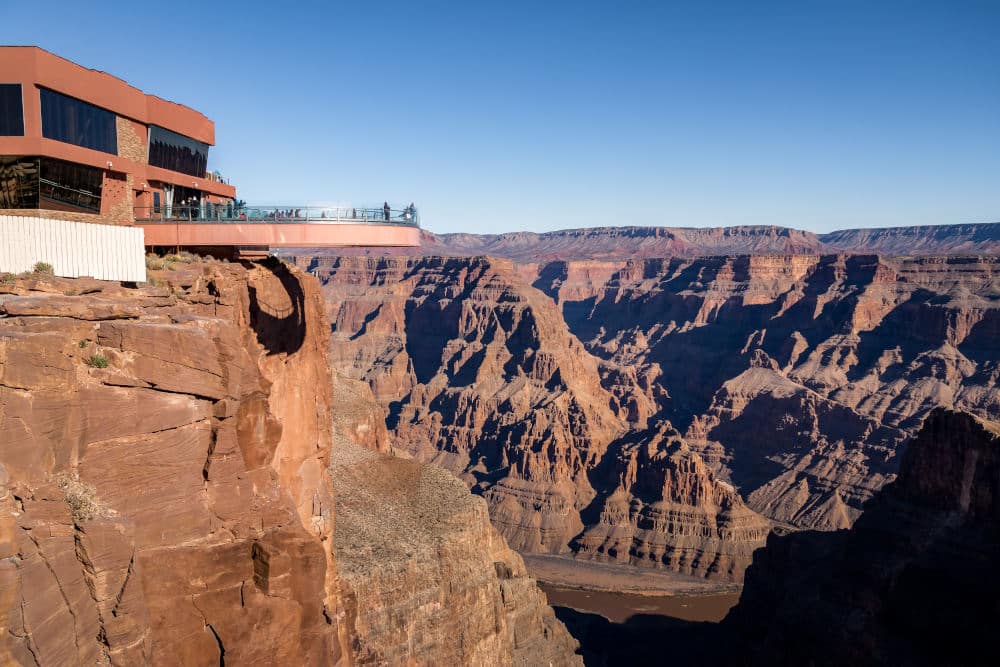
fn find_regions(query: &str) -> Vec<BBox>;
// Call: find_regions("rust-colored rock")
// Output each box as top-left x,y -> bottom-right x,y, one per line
331,442 -> 582,666
1,259 -> 585,666
301,222 -> 1000,261
308,256 -> 774,582
0,260 -> 350,665
327,366 -> 582,666
303,252 -> 1000,583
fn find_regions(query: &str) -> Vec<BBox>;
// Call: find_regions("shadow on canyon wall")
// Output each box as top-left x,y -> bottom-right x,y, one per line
554,607 -> 722,667
246,257 -> 307,355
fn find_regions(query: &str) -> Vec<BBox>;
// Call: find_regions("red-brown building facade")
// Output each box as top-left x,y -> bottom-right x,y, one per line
0,46 -> 236,225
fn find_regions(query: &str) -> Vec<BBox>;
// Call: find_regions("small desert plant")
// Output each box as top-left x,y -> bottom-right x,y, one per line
86,353 -> 109,368
32,262 -> 54,275
55,473 -> 113,523
145,255 -> 168,270
163,251 -> 198,264
78,339 -> 89,348
0,273 -> 15,286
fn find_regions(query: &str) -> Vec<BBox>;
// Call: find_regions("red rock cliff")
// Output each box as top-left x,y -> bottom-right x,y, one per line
0,259 -> 351,665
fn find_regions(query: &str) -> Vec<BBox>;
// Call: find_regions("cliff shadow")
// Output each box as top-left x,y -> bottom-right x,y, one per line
554,607 -> 723,667
246,257 -> 307,356
531,261 -> 569,301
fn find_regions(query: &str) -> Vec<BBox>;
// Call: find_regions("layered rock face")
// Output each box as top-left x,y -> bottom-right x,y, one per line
720,409 -> 1000,666
302,252 -> 999,582
538,254 -> 1000,529
328,375 -> 581,665
306,256 -> 771,581
0,260 -> 350,665
309,222 -> 1000,261
572,422 -> 770,580
821,222 -> 1000,255
327,225 -> 827,261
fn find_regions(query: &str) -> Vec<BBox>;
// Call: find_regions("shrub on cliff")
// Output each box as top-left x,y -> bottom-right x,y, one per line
86,353 -> 109,368
164,251 -> 198,263
32,261 -> 54,275
145,254 -> 168,270
55,473 -> 114,523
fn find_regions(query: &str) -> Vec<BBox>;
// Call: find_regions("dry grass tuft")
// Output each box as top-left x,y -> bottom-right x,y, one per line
55,473 -> 115,523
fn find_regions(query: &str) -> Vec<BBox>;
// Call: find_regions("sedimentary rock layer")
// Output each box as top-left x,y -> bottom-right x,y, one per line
306,256 -> 772,581
0,259 -> 349,665
300,222 -> 1000,261
0,260 -> 584,666
328,378 -> 581,666
302,252 -> 999,582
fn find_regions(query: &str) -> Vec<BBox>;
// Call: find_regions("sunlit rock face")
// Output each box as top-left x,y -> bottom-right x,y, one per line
0,260 -> 351,665
302,252 -> 1000,582
310,222 -> 1000,261
328,374 -> 582,666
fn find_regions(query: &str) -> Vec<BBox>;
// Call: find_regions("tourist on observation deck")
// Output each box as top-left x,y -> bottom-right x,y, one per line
383,202 -> 391,221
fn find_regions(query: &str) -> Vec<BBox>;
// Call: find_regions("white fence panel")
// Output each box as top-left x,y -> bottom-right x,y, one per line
0,215 -> 146,283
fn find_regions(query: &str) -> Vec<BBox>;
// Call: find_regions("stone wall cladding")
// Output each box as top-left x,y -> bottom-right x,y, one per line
116,117 -> 147,164
100,172 -> 134,224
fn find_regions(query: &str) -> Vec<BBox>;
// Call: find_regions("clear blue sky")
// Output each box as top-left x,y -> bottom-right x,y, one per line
3,0 -> 998,234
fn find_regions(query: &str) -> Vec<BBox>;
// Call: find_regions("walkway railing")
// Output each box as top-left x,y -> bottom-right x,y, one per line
134,206 -> 420,226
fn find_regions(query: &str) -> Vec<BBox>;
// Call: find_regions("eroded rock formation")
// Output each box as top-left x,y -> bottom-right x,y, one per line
0,259 -> 584,666
720,408 -> 1000,666
0,259 -> 349,665
302,252 -> 1000,582
328,373 -> 581,665
311,222 -> 1000,261
307,256 -> 772,581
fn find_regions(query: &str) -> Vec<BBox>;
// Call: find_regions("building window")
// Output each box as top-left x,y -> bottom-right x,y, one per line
40,88 -> 118,154
0,85 -> 24,136
39,157 -> 103,213
0,156 -> 39,208
148,125 -> 209,177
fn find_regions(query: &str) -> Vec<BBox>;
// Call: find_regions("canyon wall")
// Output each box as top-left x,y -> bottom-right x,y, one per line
0,258 -> 584,666
305,256 -> 775,581
821,222 -> 1000,255
329,373 -> 581,666
301,253 -> 1000,581
720,408 -> 1000,666
0,258 -> 349,665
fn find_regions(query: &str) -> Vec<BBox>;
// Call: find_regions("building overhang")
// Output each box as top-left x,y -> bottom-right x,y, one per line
137,222 -> 420,248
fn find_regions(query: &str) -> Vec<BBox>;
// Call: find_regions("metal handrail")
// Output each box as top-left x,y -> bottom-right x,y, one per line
133,205 -> 420,226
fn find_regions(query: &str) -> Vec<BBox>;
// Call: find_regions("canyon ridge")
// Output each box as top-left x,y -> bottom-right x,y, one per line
294,224 -> 1000,584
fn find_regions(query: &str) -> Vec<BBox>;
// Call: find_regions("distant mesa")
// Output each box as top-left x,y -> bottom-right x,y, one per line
318,222 -> 1000,261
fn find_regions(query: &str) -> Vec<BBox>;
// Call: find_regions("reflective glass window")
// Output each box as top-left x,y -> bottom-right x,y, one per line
0,156 -> 39,208
39,157 -> 103,213
40,88 -> 118,154
148,125 -> 208,177
0,84 -> 24,136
